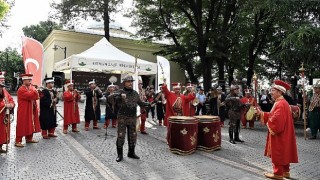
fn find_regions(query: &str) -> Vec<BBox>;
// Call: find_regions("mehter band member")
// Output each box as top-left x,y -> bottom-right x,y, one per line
240,88 -> 258,129
307,80 -> 320,139
63,80 -> 80,134
212,86 -> 226,127
138,79 -> 148,134
39,77 -> 58,139
104,83 -> 118,129
256,80 -> 298,180
183,83 -> 196,117
0,72 -> 15,153
155,84 -> 165,126
15,74 -> 41,148
162,80 -> 195,126
84,79 -> 102,130
108,75 -> 149,162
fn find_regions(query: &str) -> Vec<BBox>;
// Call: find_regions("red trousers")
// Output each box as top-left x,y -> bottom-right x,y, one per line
41,128 -> 56,136
140,112 -> 147,132
273,163 -> 290,176
16,134 -> 33,143
85,120 -> 98,128
241,112 -> 254,128
104,119 -> 117,128
63,124 -> 77,130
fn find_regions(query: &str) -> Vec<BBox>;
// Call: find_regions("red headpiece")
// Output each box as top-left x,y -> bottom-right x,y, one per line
19,73 -> 33,80
65,79 -> 74,87
273,80 -> 291,93
171,82 -> 181,89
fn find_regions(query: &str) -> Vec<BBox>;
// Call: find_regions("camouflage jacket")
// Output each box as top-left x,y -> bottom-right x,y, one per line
108,87 -> 149,117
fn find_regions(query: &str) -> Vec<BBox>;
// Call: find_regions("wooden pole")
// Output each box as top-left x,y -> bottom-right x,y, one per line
299,64 -> 307,140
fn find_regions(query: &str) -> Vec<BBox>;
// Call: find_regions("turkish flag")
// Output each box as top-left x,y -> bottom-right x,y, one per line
21,36 -> 44,86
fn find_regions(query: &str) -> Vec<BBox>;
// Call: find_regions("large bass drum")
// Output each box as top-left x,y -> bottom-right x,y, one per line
194,115 -> 221,152
167,116 -> 198,155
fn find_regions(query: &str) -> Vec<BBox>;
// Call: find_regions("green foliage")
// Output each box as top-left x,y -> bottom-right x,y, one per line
0,48 -> 24,90
0,0 -> 9,20
22,20 -> 62,43
0,0 -> 14,37
51,0 -> 123,40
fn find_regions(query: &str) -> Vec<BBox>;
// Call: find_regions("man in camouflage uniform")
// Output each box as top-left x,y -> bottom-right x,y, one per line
225,85 -> 245,144
108,75 -> 149,162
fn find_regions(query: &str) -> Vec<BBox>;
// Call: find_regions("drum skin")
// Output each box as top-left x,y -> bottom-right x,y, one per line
194,115 -> 221,152
167,116 -> 198,155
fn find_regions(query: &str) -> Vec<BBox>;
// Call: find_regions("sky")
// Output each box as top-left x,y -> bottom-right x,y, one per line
0,0 -> 134,51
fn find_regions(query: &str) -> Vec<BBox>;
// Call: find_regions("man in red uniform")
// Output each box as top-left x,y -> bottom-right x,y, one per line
0,72 -> 15,153
63,80 -> 81,134
257,80 -> 298,180
183,83 -> 196,116
162,80 -> 195,126
240,88 -> 258,129
15,74 -> 41,148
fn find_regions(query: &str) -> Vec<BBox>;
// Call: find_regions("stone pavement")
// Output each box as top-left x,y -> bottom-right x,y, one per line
0,96 -> 319,180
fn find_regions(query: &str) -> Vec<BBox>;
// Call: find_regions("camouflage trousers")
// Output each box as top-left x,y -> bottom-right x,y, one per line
116,115 -> 137,147
228,110 -> 241,132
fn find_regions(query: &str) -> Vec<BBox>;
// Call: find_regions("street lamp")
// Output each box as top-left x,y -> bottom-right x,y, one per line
53,45 -> 67,59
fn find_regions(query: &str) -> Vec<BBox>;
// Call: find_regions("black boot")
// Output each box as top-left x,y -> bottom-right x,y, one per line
229,128 -> 235,144
116,146 -> 123,162
235,130 -> 244,142
235,119 -> 244,142
128,144 -> 140,159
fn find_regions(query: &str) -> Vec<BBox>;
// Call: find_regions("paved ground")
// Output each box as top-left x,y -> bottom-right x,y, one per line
0,96 -> 319,180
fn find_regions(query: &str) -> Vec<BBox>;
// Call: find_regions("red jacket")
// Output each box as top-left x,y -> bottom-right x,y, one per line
16,85 -> 41,137
162,85 -> 195,126
63,90 -> 80,125
0,89 -> 15,144
261,96 -> 298,165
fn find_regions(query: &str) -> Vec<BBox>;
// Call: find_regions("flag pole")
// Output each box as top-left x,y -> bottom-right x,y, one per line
299,63 -> 307,140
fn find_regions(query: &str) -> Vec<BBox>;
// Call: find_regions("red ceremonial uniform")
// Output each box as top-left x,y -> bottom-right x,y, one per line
183,93 -> 196,116
162,84 -> 195,126
16,85 -> 41,141
240,96 -> 257,128
0,89 -> 15,145
260,96 -> 298,176
63,90 -> 80,126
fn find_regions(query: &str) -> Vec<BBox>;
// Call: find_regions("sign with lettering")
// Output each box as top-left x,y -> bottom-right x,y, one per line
72,71 -> 122,91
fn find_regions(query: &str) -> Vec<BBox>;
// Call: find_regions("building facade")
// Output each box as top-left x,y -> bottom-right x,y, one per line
42,29 -> 185,88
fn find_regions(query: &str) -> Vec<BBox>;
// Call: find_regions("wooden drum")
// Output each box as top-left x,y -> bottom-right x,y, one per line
194,115 -> 221,152
167,116 -> 198,155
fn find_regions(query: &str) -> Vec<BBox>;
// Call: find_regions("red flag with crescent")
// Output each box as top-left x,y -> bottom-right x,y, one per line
21,36 -> 44,86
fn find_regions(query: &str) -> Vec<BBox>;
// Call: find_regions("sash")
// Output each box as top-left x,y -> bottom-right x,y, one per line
172,97 -> 183,115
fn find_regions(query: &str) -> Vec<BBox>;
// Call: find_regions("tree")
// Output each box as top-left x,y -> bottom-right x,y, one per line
131,0 -> 241,91
0,0 -> 9,21
51,0 -> 123,41
22,20 -> 62,43
0,48 -> 24,91
0,0 -> 13,37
